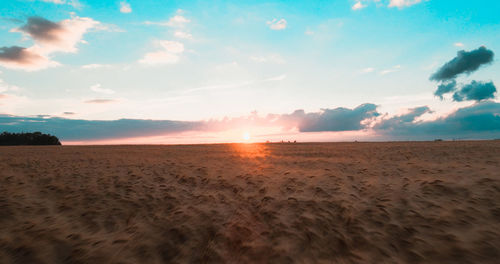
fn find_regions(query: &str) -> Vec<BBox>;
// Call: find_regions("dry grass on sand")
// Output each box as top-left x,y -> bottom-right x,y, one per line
0,141 -> 499,263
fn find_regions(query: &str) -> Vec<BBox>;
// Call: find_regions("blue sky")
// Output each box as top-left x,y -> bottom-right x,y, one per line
0,0 -> 499,143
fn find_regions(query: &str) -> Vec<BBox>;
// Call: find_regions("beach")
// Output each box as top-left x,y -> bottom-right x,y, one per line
0,141 -> 499,263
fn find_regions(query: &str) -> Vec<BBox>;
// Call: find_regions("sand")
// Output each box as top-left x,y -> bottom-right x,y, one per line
0,141 -> 499,263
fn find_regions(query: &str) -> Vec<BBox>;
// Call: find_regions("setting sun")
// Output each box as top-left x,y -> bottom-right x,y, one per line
243,132 -> 251,141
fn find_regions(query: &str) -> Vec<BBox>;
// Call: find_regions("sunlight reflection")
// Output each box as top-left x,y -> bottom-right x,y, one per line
231,143 -> 270,159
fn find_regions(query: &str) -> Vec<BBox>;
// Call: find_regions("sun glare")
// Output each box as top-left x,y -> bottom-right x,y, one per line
243,132 -> 251,141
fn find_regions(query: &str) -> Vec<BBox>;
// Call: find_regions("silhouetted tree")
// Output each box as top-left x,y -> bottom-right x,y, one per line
0,132 -> 61,145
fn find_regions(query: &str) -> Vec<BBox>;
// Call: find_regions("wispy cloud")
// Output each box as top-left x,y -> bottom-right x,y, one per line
119,1 -> 132,13
380,65 -> 401,75
38,0 -> 81,8
362,67 -> 375,73
81,63 -> 112,69
249,54 -> 286,64
184,74 -> 287,93
90,84 -> 115,94
139,40 -> 185,65
174,31 -> 193,40
267,19 -> 287,30
84,99 -> 117,104
352,1 -> 366,10
388,0 -> 422,8
143,11 -> 190,28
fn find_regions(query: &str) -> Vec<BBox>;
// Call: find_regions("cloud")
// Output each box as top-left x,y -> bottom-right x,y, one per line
2,101 -> 499,141
249,54 -> 286,64
14,16 -> 100,54
144,15 -> 190,28
0,77 -> 20,93
375,101 -> 500,140
454,42 -> 464,47
63,112 -> 75,115
17,16 -> 63,43
362,67 -> 375,73
452,80 -> 497,102
139,40 -> 184,65
0,115 -> 203,140
81,63 -> 111,69
1,16 -> 101,71
40,0 -> 65,3
267,19 -> 287,30
279,103 -> 380,132
375,106 -> 432,130
434,80 -> 457,100
174,31 -> 193,39
90,84 -> 115,94
120,1 -> 132,13
0,46 -> 59,71
38,0 -> 81,8
388,0 -> 422,8
84,99 -> 117,104
0,103 -> 379,141
352,1 -> 366,10
380,65 -> 401,75
434,80 -> 497,102
430,46 -> 494,82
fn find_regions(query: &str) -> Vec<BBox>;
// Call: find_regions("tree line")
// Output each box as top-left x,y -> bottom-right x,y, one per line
0,132 -> 61,145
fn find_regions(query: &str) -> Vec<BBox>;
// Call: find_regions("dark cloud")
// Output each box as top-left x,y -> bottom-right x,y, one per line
375,101 -> 500,140
279,103 -> 380,132
63,112 -> 76,115
18,16 -> 63,42
375,106 -> 432,131
452,80 -> 497,102
0,46 -> 43,64
0,103 -> 381,141
2,102 -> 498,142
84,99 -> 117,104
0,116 -> 204,140
430,46 -> 494,82
434,80 -> 457,100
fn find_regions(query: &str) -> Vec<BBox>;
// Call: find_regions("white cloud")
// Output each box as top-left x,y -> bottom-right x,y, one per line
174,31 -> 193,39
304,29 -> 314,35
81,64 -> 111,69
362,67 -> 375,73
144,14 -> 190,28
454,42 -> 464,47
120,1 -> 132,13
41,0 -> 65,3
380,65 -> 401,75
352,1 -> 366,10
0,16 -> 102,71
39,0 -> 81,8
90,83 -> 115,94
139,40 -> 185,65
267,18 -> 287,30
249,54 -> 286,64
388,0 -> 422,8
0,78 -> 21,93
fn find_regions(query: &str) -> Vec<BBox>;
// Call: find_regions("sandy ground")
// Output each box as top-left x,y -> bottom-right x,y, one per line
0,141 -> 499,263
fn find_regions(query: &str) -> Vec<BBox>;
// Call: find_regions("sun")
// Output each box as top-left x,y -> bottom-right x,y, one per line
242,131 -> 251,141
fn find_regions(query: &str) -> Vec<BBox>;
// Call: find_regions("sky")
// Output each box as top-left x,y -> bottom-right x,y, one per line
0,0 -> 499,144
